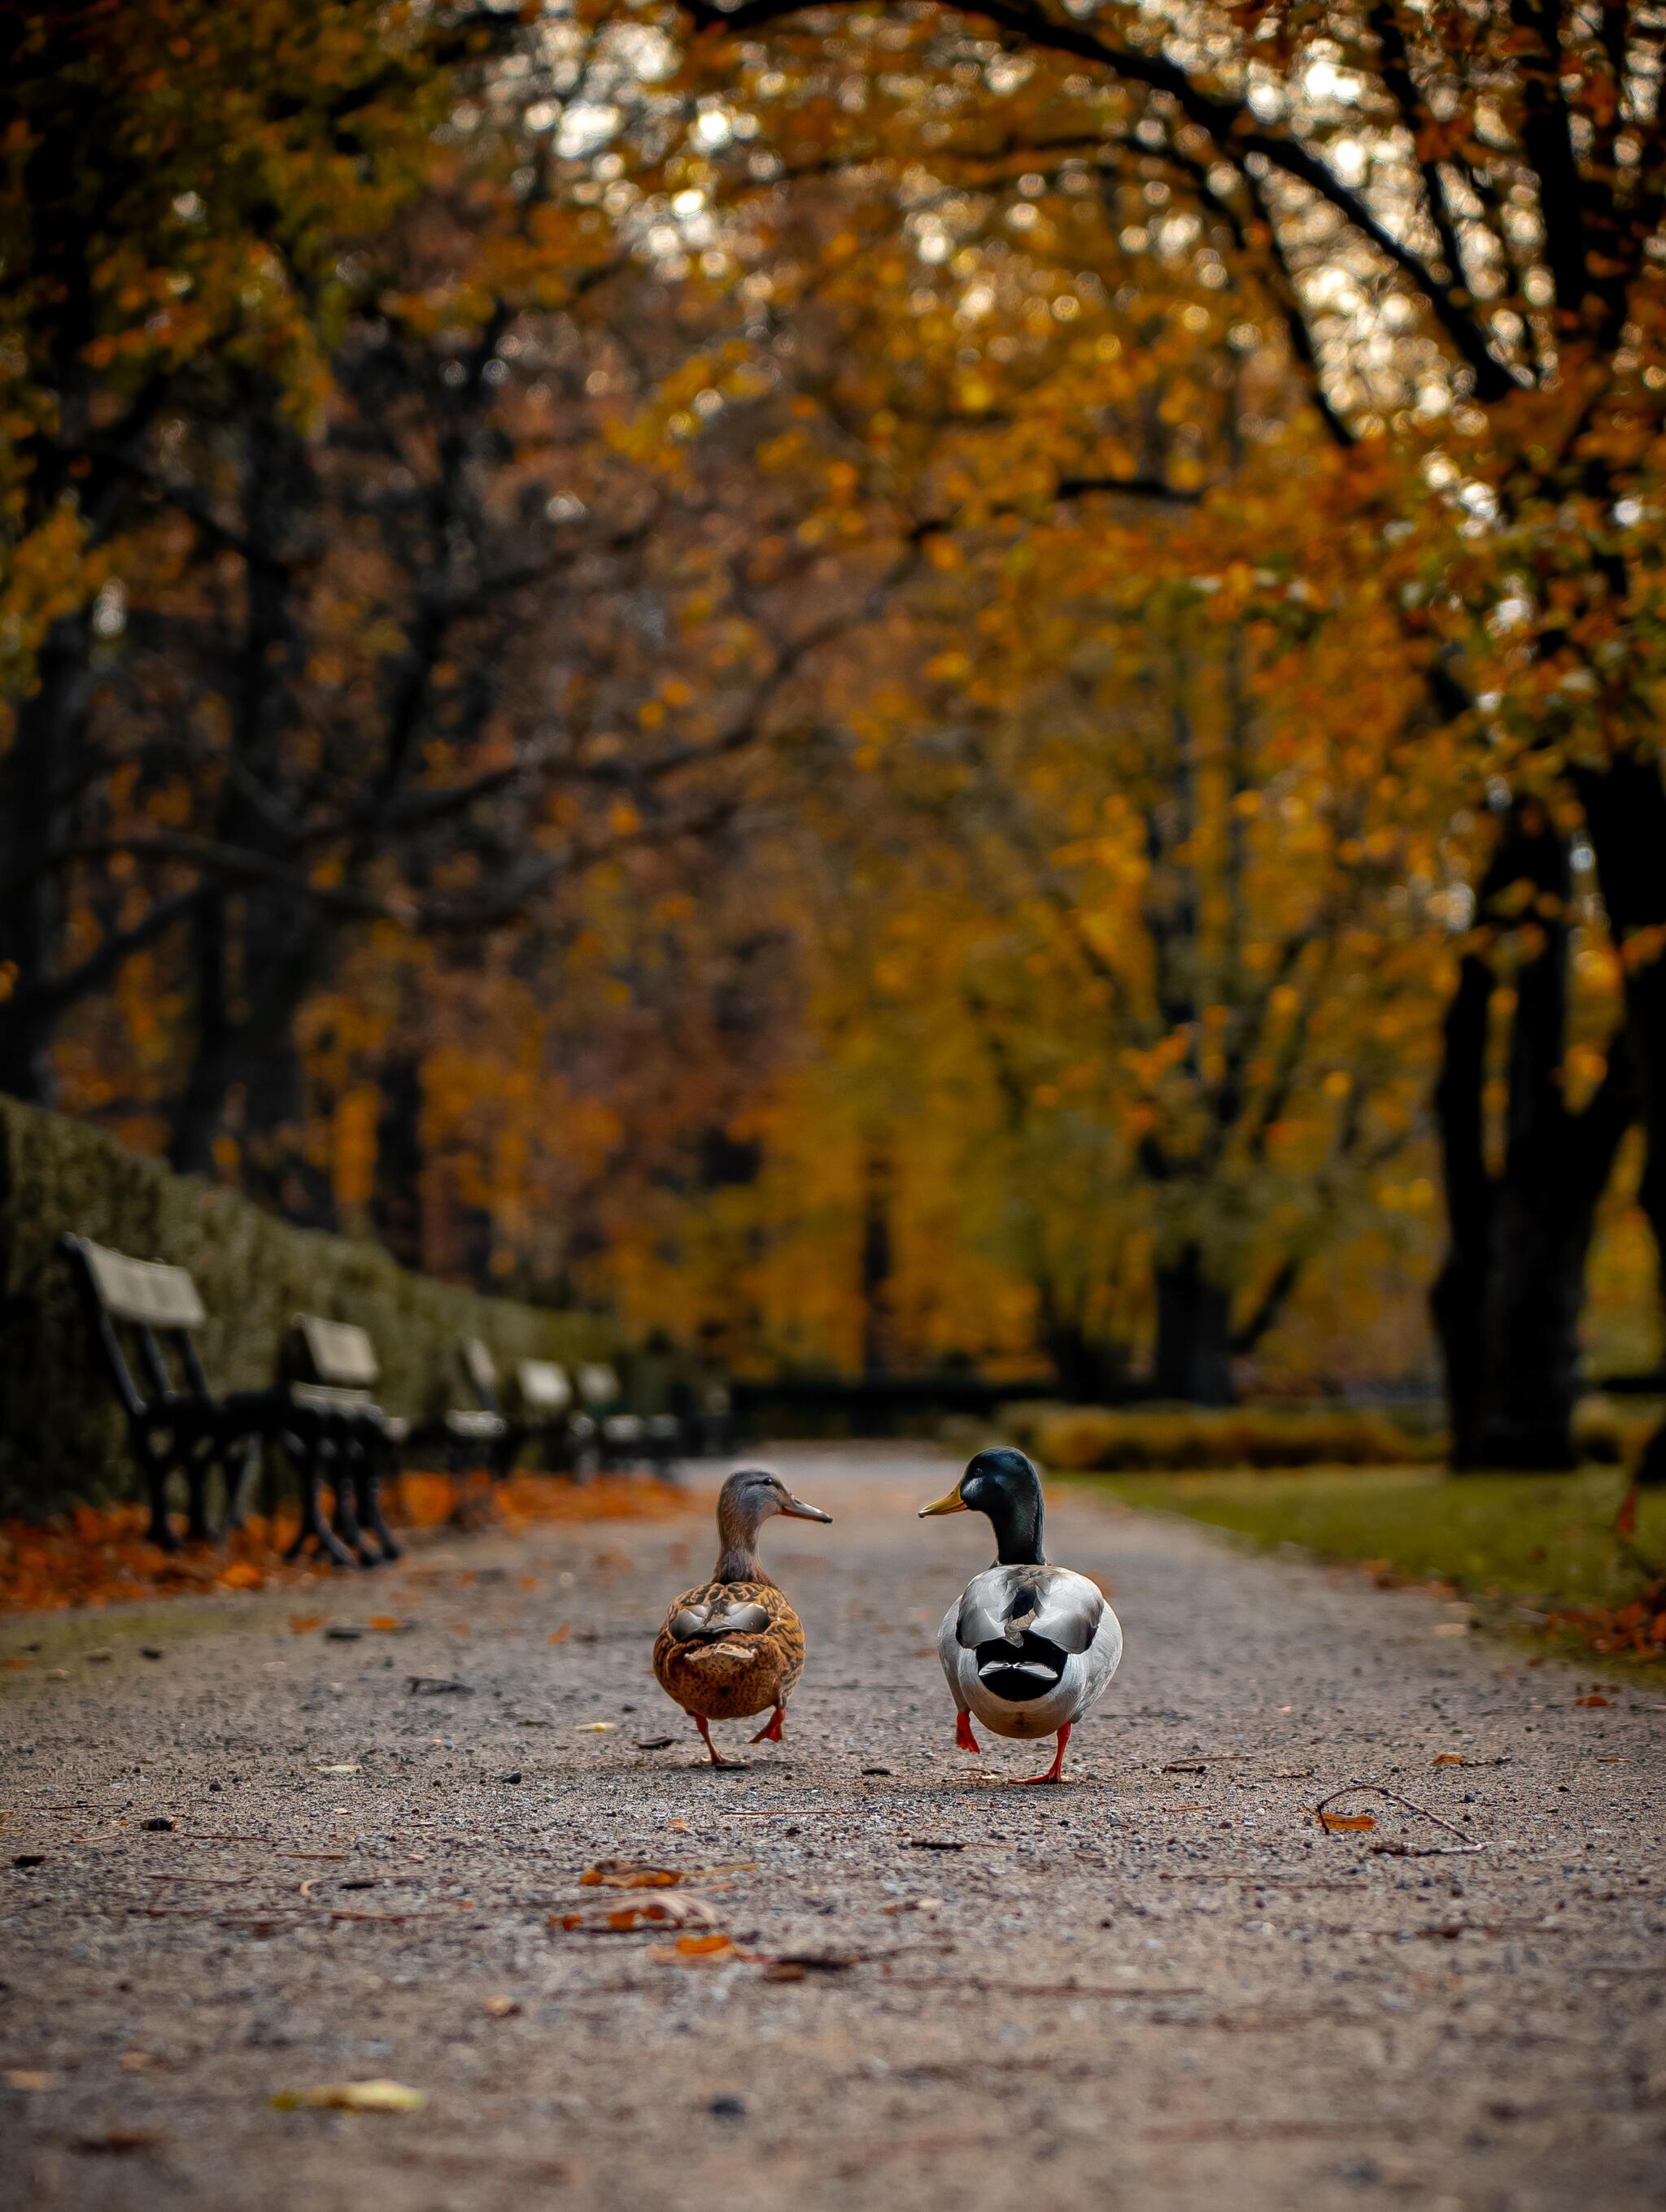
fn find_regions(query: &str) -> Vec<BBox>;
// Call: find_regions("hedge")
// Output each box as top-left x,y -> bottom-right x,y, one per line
0,1095 -> 616,1519
1002,1402 -> 1440,1474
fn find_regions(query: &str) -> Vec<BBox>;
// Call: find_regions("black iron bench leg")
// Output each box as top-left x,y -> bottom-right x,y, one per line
285,1436 -> 357,1569
355,1439 -> 402,1562
137,1439 -> 180,1552
222,1439 -> 255,1531
185,1440 -> 217,1544
329,1447 -> 376,1568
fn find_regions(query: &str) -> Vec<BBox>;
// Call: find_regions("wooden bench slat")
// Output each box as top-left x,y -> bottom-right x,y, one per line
76,1237 -> 207,1330
294,1314 -> 380,1389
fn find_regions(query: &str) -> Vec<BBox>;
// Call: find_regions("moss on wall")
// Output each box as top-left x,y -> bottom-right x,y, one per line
0,1096 -> 616,1519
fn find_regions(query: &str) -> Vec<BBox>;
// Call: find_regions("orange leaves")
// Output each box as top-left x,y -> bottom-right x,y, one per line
1317,1813 -> 1377,1833
552,1896 -> 722,1936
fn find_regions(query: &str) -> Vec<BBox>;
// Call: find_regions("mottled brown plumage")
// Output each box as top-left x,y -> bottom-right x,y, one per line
652,1469 -> 831,1764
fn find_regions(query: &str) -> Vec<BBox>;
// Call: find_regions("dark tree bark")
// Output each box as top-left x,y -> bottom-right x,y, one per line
372,1051 -> 428,1271
1153,1242 -> 1235,1405
860,1141 -> 896,1382
1432,802 -> 1637,1470
1574,752 -> 1666,1483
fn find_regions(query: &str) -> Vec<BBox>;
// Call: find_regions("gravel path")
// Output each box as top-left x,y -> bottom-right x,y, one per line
3,1445 -> 1664,2212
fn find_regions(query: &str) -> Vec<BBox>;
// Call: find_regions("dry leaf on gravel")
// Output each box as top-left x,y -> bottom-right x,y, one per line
481,1996 -> 521,2018
575,1722 -> 615,1732
368,1617 -> 404,1633
547,1626 -> 571,1645
883,1897 -> 944,1915
649,1933 -> 736,1963
272,2080 -> 426,2114
580,1859 -> 683,1888
5,2070 -> 53,2091
288,1615 -> 324,1634
1317,1812 -> 1377,1832
553,1896 -> 721,1935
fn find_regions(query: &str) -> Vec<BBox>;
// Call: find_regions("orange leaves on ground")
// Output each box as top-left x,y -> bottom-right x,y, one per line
1543,1580 -> 1666,1665
580,1860 -> 684,1889
2,1474 -> 691,1616
1316,1812 -> 1378,1833
552,1896 -> 722,1936
650,1933 -> 735,1964
547,1624 -> 571,1645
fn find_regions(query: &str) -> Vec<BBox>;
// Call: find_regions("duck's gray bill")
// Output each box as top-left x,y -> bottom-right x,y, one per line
780,1495 -> 833,1522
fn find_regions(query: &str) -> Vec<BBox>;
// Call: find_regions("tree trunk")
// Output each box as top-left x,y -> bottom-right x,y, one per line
1573,752 -> 1666,1485
1153,1243 -> 1235,1404
859,1142 -> 896,1382
0,613 -> 94,1104
1433,803 -> 1636,1470
372,1051 -> 428,1270
1039,1313 -> 1131,1404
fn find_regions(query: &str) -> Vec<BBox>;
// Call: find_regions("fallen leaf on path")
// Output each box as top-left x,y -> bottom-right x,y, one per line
4,2070 -> 53,2091
217,1562 -> 264,1592
288,1615 -> 325,1634
72,2128 -> 163,2155
649,1933 -> 735,1963
547,1626 -> 571,1645
313,1765 -> 360,1776
580,1859 -> 683,1888
1433,1755 -> 1465,1766
553,1896 -> 721,1935
272,2079 -> 426,2114
668,1819 -> 691,1832
481,1996 -> 521,2018
1575,1692 -> 1612,1708
368,1617 -> 404,1633
1317,1813 -> 1377,1833
883,1897 -> 944,1915
575,1722 -> 615,1733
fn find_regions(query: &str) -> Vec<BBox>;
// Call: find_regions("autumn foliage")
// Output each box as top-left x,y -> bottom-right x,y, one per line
2,2 -> 1666,1461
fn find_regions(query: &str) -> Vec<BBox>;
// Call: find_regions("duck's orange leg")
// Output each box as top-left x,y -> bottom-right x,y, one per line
750,1705 -> 785,1744
696,1716 -> 734,1767
1017,1722 -> 1071,1784
955,1710 -> 981,1754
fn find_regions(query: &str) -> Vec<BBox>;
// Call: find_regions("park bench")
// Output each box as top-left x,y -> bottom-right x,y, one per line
455,1339 -> 600,1478
278,1314 -> 421,1568
577,1361 -> 679,1480
61,1234 -> 298,1552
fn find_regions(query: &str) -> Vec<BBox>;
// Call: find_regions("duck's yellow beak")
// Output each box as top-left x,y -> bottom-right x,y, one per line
918,1483 -> 968,1517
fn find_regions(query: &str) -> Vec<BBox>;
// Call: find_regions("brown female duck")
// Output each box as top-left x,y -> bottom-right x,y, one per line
652,1468 -> 831,1766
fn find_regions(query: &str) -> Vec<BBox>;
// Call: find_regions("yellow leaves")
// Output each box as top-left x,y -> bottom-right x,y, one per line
272,2081 -> 425,2115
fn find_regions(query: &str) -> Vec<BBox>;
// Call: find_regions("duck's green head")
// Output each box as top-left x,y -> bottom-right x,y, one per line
918,1446 -> 1045,1565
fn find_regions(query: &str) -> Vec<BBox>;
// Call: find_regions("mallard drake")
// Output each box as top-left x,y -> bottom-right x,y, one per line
919,1446 -> 1122,1783
652,1468 -> 832,1766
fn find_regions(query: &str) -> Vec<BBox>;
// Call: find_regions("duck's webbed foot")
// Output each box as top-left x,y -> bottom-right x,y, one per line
1017,1722 -> 1071,1784
749,1705 -> 785,1744
696,1716 -> 735,1767
955,1710 -> 981,1755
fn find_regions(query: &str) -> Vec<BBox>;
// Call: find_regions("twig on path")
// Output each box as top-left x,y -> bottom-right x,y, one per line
1314,1783 -> 1485,1857
874,1972 -> 1207,1998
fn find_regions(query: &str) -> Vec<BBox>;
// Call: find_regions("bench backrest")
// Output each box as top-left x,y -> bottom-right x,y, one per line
291,1313 -> 381,1390
459,1336 -> 499,1404
517,1358 -> 573,1416
62,1234 -> 212,1417
576,1361 -> 621,1410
